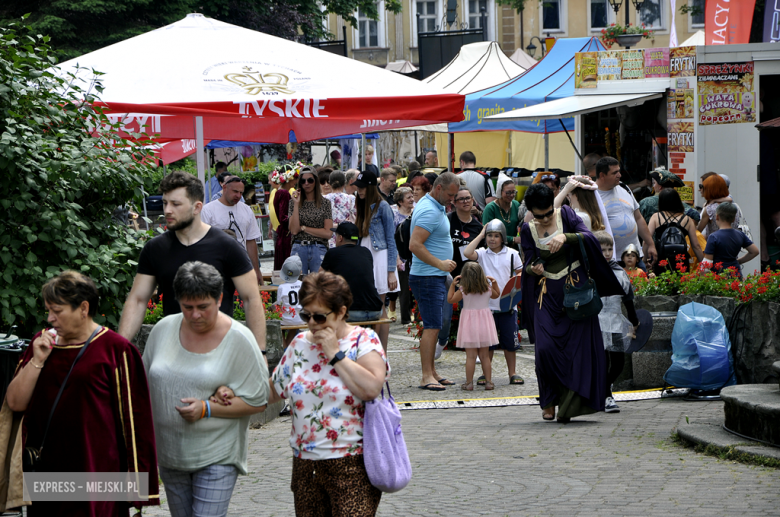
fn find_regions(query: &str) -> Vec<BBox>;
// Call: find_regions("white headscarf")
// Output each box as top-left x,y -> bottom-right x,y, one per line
496,172 -> 514,197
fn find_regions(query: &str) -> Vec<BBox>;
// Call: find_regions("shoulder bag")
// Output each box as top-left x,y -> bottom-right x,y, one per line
23,326 -> 101,472
562,234 -> 603,321
359,334 -> 412,493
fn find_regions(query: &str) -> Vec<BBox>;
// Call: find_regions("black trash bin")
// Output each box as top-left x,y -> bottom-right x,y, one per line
0,333 -> 28,404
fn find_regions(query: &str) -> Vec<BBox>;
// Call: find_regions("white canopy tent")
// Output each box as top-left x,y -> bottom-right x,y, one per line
54,13 -> 464,185
682,30 -> 705,46
509,48 -> 538,69
386,61 -> 419,74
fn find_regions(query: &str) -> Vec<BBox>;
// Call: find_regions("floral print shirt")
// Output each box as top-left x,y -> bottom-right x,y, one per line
324,192 -> 356,248
271,326 -> 390,460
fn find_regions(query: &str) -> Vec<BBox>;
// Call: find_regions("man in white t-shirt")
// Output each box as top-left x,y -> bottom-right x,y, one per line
200,176 -> 263,284
595,157 -> 657,269
457,151 -> 496,210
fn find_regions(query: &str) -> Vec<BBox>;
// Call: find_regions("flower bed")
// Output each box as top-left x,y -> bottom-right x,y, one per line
631,255 -> 780,304
600,23 -> 653,48
144,290 -> 287,324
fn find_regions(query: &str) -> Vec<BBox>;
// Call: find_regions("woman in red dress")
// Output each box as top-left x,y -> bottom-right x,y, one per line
7,271 -> 159,516
274,164 -> 300,270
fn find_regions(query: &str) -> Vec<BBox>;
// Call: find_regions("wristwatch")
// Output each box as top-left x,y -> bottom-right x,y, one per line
329,351 -> 346,366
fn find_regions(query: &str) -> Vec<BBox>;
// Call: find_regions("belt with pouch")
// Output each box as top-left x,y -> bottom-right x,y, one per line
294,239 -> 321,246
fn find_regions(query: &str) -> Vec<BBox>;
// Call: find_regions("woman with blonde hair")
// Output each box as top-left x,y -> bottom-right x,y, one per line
553,175 -> 611,235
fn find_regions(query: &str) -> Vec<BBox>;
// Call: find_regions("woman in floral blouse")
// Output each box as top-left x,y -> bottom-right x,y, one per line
269,271 -> 389,516
324,170 -> 356,248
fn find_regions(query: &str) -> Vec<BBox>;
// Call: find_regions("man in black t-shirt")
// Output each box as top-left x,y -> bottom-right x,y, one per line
319,222 -> 383,319
118,171 -> 267,352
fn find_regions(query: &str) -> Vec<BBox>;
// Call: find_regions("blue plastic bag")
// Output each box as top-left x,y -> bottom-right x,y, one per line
664,302 -> 737,391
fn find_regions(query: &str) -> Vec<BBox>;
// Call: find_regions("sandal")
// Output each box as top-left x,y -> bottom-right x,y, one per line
542,408 -> 555,421
509,375 -> 525,385
387,309 -> 397,322
476,375 -> 486,386
484,381 -> 495,391
461,382 -> 474,391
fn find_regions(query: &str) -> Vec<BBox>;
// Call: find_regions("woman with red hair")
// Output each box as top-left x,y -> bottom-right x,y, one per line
697,173 -> 741,237
410,175 -> 432,205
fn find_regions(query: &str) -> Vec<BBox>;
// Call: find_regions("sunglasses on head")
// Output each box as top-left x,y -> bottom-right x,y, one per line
225,177 -> 246,185
301,177 -> 316,184
299,310 -> 334,324
532,208 -> 555,219
540,174 -> 557,181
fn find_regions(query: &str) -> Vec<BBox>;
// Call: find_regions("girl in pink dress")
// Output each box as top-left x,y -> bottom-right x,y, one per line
447,262 -> 500,391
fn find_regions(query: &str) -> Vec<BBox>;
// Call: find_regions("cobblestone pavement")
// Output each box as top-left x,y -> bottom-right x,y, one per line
142,312 -> 780,516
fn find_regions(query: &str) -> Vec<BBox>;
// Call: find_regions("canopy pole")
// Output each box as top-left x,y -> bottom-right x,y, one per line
559,118 -> 584,165
544,132 -> 549,171
361,133 -> 366,170
195,116 -> 206,198
449,133 -> 454,171
574,116 -> 583,175
414,131 -> 418,162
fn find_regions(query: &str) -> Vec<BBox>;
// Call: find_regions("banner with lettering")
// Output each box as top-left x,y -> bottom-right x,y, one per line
597,51 -> 623,81
670,46 -> 696,77
705,0 -> 756,44
644,48 -> 670,77
575,52 -> 599,88
697,62 -> 756,125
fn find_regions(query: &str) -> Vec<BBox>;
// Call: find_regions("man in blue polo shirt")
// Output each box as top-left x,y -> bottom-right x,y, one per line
409,172 -> 460,391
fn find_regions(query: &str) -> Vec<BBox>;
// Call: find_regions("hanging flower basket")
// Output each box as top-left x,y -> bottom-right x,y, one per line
600,23 -> 653,49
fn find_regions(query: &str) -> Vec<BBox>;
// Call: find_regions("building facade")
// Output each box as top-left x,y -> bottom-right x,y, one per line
323,0 -> 704,67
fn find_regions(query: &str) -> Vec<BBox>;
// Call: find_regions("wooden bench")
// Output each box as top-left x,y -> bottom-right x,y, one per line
281,318 -> 394,331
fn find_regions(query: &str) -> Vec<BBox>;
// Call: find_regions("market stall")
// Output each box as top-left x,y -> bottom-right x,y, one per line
53,13 -> 465,186
486,42 -> 780,273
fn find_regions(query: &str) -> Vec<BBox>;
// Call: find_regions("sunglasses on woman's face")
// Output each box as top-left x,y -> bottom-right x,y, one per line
301,177 -> 316,185
532,208 -> 555,219
299,310 -> 334,324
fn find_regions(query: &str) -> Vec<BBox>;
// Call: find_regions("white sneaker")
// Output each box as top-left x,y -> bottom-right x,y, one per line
605,396 -> 620,413
434,343 -> 446,360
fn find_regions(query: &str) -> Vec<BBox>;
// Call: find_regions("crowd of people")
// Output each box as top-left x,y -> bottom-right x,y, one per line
5,149 -> 759,516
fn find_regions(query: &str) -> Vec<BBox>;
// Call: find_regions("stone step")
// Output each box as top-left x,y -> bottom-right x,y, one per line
720,384 -> 780,446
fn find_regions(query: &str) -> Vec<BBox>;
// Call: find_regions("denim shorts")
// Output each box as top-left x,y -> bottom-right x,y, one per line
489,310 -> 521,351
409,275 -> 447,330
347,310 -> 383,322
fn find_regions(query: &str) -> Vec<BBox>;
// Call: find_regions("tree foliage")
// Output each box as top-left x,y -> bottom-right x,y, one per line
0,19 -> 157,335
0,0 -> 403,61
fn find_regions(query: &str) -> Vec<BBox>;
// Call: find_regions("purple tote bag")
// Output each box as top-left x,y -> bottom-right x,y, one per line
363,381 -> 412,493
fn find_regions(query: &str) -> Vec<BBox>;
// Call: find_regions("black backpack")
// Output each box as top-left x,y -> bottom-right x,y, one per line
395,215 -> 413,261
654,213 -> 689,263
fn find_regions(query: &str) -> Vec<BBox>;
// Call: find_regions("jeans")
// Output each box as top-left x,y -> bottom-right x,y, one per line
347,310 -> 383,322
159,464 -> 238,517
291,242 -> 327,275
438,275 -> 454,346
409,274 -> 447,329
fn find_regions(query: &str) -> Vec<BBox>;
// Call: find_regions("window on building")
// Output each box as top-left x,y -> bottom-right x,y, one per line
639,0 -> 665,29
358,7 -> 378,47
543,0 -> 562,31
591,0 -> 609,28
418,1 -> 437,32
690,0 -> 705,27
468,0 -> 487,28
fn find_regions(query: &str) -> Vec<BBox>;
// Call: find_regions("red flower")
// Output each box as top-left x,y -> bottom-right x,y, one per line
295,400 -> 304,410
312,364 -> 321,372
659,259 -> 668,267
326,429 -> 338,441
345,395 -> 355,405
329,368 -> 338,376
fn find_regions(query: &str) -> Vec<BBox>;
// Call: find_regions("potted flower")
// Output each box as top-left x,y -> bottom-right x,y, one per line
600,22 -> 653,49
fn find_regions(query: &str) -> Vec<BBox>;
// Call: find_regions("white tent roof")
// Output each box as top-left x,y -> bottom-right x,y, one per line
402,41 -> 527,132
509,48 -> 538,69
681,30 -> 705,46
53,13 -> 463,144
424,41 -> 526,94
484,93 -> 662,122
386,60 -> 419,74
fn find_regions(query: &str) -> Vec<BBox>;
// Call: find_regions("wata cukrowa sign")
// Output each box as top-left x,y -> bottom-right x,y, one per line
597,51 -> 623,81
621,50 -> 644,80
644,48 -> 670,78
575,52 -> 599,89
697,62 -> 756,125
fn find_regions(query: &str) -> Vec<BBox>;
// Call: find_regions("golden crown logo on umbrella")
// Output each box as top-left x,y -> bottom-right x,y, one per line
224,67 -> 294,95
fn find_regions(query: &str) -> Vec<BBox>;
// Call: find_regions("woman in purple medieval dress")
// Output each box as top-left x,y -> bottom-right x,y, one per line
520,184 -> 624,423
